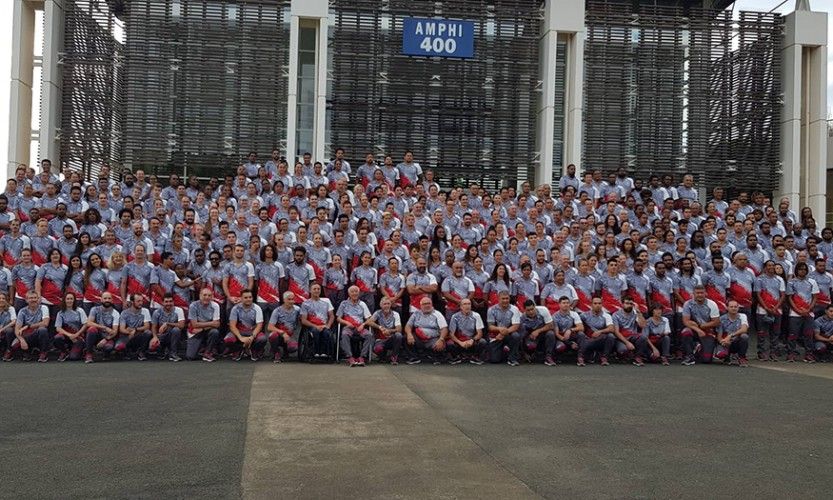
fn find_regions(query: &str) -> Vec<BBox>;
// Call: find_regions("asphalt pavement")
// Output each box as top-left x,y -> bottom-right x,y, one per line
2,359 -> 832,499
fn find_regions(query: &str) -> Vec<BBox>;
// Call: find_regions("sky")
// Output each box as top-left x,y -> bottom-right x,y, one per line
0,0 -> 829,183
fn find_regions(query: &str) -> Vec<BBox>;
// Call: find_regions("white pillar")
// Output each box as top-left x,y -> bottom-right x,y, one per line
314,16 -> 329,162
535,27 -> 557,187
564,31 -> 584,177
779,8 -> 828,227
537,0 -> 585,187
290,0 -> 328,164
41,0 -> 65,171
780,44 -> 802,210
8,0 -> 36,177
285,15 -> 299,165
805,43 -> 827,225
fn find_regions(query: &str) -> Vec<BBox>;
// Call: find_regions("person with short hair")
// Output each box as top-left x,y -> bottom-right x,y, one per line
267,291 -> 301,363
612,297 -> 649,366
336,285 -> 373,366
579,297 -> 615,367
715,300 -> 750,367
519,299 -> 557,366
299,283 -> 335,358
187,288 -> 222,362
117,293 -> 152,360
150,293 -> 186,361
364,296 -> 404,365
6,290 -> 49,362
486,291 -> 522,366
446,298 -> 486,365
226,289 -> 266,361
681,285 -> 720,366
404,296 -> 447,364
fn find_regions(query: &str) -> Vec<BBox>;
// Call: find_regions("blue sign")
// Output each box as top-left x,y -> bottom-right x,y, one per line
402,17 -> 475,59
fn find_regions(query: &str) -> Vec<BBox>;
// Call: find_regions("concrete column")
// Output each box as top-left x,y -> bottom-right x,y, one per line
779,8 -> 828,227
285,15 -> 299,164
536,0 -> 585,188
780,44 -> 802,210
314,16 -> 328,162
564,31 -> 585,177
8,0 -> 36,177
805,44 -> 827,225
40,0 -> 65,172
534,27 -> 557,187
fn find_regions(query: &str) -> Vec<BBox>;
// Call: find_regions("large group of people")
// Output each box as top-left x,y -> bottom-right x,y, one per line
1,152 -> 833,368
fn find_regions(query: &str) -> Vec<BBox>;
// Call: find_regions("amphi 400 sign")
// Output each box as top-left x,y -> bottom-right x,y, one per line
402,17 -> 475,59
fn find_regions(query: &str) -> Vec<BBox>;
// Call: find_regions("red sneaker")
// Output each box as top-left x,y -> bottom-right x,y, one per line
389,355 -> 398,365
661,356 -> 670,366
577,355 -> 585,367
273,352 -> 282,363
84,352 -> 94,364
38,352 -> 48,363
356,357 -> 366,367
738,357 -> 749,368
348,357 -> 357,367
600,356 -> 609,366
3,350 -> 12,362
202,352 -> 215,362
632,356 -> 644,367
57,351 -> 69,362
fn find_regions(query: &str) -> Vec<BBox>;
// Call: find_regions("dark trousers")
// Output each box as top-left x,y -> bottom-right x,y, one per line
487,332 -> 522,363
186,328 -> 220,360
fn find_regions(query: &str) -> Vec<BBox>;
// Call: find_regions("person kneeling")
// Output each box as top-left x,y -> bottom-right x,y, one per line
612,297 -> 649,366
226,289 -> 266,361
520,300 -> 557,366
715,300 -> 750,367
578,297 -> 615,366
267,292 -> 301,363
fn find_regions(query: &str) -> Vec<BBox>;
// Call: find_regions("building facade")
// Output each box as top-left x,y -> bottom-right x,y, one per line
7,0 -> 830,223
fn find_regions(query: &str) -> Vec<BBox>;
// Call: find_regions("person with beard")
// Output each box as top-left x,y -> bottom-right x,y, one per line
612,297 -> 649,365
83,291 -> 120,363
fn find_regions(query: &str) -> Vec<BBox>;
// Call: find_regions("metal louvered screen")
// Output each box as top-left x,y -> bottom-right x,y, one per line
61,0 -> 125,180
584,1 -> 782,197
327,0 -> 543,190
121,0 -> 291,177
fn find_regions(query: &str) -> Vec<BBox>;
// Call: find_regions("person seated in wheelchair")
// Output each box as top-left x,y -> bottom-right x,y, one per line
404,296 -> 448,364
267,291 -> 301,363
336,285 -> 373,367
300,283 -> 335,359
363,296 -> 403,365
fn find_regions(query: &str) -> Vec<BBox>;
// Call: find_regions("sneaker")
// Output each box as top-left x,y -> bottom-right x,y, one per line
507,359 -> 520,367
137,352 -> 147,361
250,351 -> 261,362
38,352 -> 48,363
757,352 -> 769,361
469,357 -> 484,365
682,356 -> 696,366
728,354 -> 739,366
632,356 -> 644,367
348,357 -> 357,367
232,350 -> 245,362
804,354 -> 816,364
389,355 -> 398,365
769,351 -> 779,362
432,358 -> 442,365
787,352 -> 796,363
2,350 -> 11,362
84,352 -> 94,364
57,351 -> 68,363
661,356 -> 670,366
739,357 -> 749,368
449,356 -> 463,365
202,352 -> 215,362
577,355 -> 585,367
273,352 -> 282,363
406,357 -> 421,365
356,357 -> 366,367
600,356 -> 609,366
544,356 -> 556,367
169,353 -> 181,362
693,344 -> 702,356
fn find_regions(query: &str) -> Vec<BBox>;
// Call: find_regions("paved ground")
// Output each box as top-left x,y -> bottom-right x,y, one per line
2,359 -> 832,499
